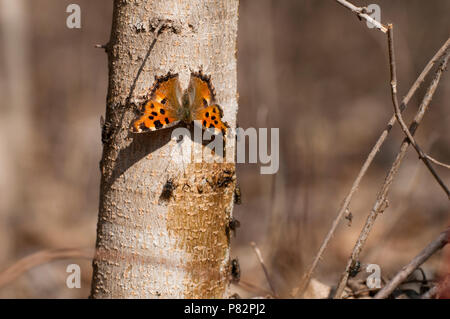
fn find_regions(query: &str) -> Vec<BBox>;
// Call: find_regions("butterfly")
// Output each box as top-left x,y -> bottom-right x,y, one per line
131,71 -> 229,135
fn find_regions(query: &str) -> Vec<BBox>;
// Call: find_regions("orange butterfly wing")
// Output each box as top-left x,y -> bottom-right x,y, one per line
131,73 -> 181,133
132,71 -> 229,134
198,105 -> 229,135
131,100 -> 177,132
188,71 -> 229,134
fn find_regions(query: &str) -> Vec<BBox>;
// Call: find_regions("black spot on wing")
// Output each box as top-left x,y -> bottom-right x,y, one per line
160,108 -> 165,115
151,111 -> 158,116
205,112 -> 209,118
154,120 -> 163,129
149,115 -> 154,120
165,117 -> 170,124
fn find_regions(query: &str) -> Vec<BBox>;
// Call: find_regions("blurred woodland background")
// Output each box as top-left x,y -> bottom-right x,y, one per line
0,0 -> 449,298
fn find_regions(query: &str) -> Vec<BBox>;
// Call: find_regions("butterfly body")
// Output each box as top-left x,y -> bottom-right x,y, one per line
178,93 -> 194,123
131,71 -> 228,134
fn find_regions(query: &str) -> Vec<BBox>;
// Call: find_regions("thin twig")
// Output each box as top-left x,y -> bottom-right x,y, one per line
364,135 -> 438,262
334,0 -> 388,33
425,155 -> 450,169
294,37 -> 450,298
94,43 -> 109,52
375,228 -> 449,299
387,25 -> 450,198
0,248 -> 94,288
250,242 -> 278,297
421,285 -> 439,299
333,50 -> 450,298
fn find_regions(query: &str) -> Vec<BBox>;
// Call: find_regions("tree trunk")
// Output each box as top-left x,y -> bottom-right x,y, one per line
91,0 -> 238,299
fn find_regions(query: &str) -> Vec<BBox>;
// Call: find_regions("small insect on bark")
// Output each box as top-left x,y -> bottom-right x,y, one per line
159,178 -> 176,203
100,115 -> 113,145
227,217 -> 240,238
231,258 -> 240,283
349,260 -> 361,278
217,169 -> 234,188
233,183 -> 242,205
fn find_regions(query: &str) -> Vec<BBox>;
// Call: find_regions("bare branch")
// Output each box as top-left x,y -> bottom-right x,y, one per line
250,242 -> 278,297
421,285 -> 439,299
375,228 -> 449,299
294,37 -> 450,298
334,0 -> 388,33
333,50 -> 450,298
387,25 -> 450,198
425,155 -> 450,170
94,43 -> 109,52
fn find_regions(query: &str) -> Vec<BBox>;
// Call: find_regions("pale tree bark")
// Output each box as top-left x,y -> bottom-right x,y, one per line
91,0 -> 239,298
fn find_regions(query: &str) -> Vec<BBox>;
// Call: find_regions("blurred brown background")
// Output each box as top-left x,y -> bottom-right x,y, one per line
0,0 -> 448,298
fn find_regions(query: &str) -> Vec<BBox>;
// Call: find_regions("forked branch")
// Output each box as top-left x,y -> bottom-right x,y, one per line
375,228 -> 449,299
387,25 -> 450,198
335,0 -> 388,33
251,241 -> 278,297
294,37 -> 450,298
333,48 -> 450,298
